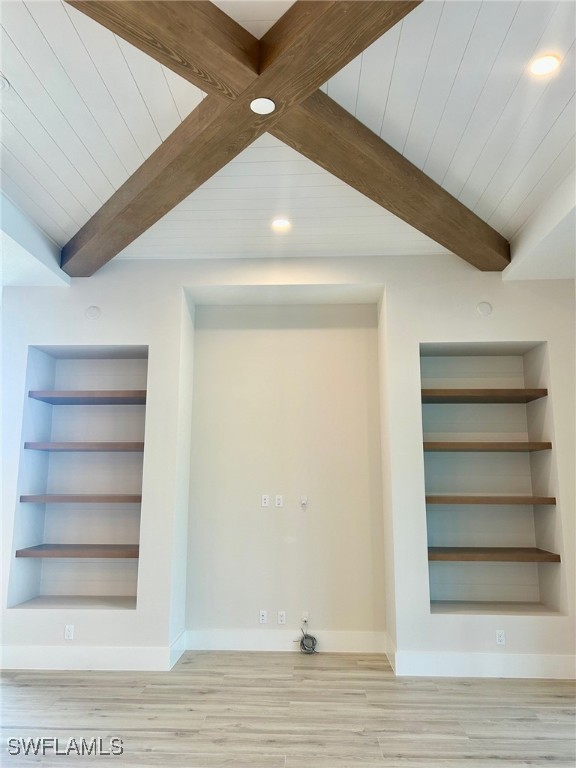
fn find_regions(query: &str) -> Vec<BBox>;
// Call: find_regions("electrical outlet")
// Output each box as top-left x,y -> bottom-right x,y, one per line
495,629 -> 506,646
277,610 -> 286,625
261,494 -> 270,508
259,609 -> 268,624
302,611 -> 309,625
275,494 -> 283,508
64,624 -> 74,641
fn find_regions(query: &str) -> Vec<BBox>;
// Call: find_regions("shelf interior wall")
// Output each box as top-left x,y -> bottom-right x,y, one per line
420,343 -> 562,612
8,347 -> 148,609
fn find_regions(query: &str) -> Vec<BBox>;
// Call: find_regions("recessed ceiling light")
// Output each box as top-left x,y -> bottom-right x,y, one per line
529,54 -> 561,76
271,218 -> 291,232
0,74 -> 11,91
250,97 -> 276,115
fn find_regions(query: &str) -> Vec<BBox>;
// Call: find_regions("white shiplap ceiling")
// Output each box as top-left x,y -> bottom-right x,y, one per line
0,0 -> 574,268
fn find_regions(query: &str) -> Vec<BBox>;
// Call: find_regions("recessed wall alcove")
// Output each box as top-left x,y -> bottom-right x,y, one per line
185,284 -> 387,649
420,341 -> 566,616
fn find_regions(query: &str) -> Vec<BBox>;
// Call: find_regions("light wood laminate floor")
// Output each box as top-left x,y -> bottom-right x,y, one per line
1,651 -> 575,766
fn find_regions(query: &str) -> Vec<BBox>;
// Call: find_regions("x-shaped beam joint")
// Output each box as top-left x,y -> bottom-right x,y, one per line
62,1 -> 510,276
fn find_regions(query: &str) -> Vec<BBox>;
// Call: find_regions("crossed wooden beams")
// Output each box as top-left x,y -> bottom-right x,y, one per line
61,0 -> 510,277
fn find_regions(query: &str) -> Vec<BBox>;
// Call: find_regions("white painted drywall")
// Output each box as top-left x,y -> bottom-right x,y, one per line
506,171 -> 575,281
186,304 -> 385,646
378,264 -> 575,674
1,255 -> 574,675
168,294 -> 195,656
1,267 -> 195,669
0,195 -> 69,287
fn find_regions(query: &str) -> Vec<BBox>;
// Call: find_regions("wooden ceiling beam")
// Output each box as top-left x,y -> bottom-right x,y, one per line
272,91 -> 510,271
63,0 -> 509,273
258,1 -> 420,81
62,1 -> 419,276
65,0 -> 259,98
61,97 -> 229,276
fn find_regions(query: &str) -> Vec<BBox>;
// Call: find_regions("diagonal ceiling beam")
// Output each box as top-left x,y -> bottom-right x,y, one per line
62,0 -> 509,275
65,0 -> 259,98
272,92 -> 510,271
62,1 -> 420,276
62,3 -> 504,266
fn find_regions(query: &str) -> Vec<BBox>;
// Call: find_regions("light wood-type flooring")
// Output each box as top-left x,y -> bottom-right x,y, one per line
1,651 -> 575,766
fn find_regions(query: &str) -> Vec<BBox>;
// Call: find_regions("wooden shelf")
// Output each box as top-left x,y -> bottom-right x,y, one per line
428,547 -> 560,562
420,351 -> 560,608
29,390 -> 146,405
15,544 -> 139,559
426,495 -> 556,505
430,601 -> 560,616
24,442 -> 144,452
423,441 -> 552,452
422,388 -> 547,404
14,353 -> 148,608
20,494 -> 142,504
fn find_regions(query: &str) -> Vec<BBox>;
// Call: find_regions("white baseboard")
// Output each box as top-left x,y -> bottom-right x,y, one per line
185,629 -> 388,654
394,651 -> 576,679
1,645 -> 172,672
5,642 -> 571,679
169,630 -> 187,669
0,632 -> 387,671
385,642 -> 397,673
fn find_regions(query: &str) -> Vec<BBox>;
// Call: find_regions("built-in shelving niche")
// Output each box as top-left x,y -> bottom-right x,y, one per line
420,342 -> 564,616
8,345 -> 148,610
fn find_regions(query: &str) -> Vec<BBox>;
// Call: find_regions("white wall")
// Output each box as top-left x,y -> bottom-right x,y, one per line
1,194 -> 69,287
1,255 -> 574,675
168,294 -> 195,664
186,304 -> 385,651
379,267 -> 575,677
7,347 -> 54,606
422,353 -> 538,605
377,293 -> 398,655
1,267 -> 195,669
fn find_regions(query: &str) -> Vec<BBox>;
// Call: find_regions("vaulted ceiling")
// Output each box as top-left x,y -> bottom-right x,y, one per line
1,0 -> 574,280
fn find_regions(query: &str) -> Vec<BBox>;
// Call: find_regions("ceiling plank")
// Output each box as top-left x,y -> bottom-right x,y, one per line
258,1 -> 421,108
272,90 -> 510,271
65,0 -> 259,98
61,97 -> 226,276
61,1 -> 422,276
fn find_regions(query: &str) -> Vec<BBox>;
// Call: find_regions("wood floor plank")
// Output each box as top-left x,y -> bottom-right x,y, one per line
287,761 -> 575,768
461,719 -> 576,740
1,651 -> 574,766
377,735 -> 576,760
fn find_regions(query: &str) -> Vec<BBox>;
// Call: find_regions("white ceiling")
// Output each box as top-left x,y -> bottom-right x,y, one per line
211,0 -> 294,38
0,0 -> 574,273
118,132 -> 449,261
